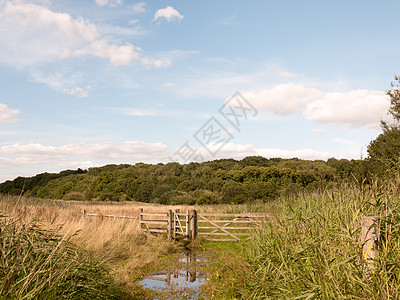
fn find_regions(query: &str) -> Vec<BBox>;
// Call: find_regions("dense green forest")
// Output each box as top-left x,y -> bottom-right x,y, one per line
0,156 -> 371,204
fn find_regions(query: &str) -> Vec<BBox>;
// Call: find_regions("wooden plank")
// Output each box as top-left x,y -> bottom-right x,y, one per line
191,210 -> 197,240
139,208 -> 143,229
145,276 -> 167,282
148,228 -> 167,233
198,232 -> 251,236
175,209 -> 185,235
174,231 -> 188,235
86,213 -> 139,219
197,220 -> 261,223
186,210 -> 190,238
141,213 -> 168,217
141,220 -> 168,224
199,213 -> 270,217
167,209 -> 173,240
198,226 -> 255,230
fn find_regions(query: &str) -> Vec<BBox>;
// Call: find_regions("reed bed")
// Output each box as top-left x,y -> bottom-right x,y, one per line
237,180 -> 400,299
0,215 -> 119,299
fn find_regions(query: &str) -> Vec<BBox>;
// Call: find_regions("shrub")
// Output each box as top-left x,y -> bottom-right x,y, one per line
63,191 -> 85,201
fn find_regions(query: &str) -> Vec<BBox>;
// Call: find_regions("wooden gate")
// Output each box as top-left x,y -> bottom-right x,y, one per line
197,213 -> 268,241
83,209 -> 267,242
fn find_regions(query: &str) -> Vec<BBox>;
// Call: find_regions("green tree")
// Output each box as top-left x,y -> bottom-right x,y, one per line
367,75 -> 400,173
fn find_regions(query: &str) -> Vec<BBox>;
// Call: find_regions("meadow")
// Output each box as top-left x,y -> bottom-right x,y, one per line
1,176 -> 400,299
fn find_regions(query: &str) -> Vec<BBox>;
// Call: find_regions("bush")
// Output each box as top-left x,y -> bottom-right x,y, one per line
63,191 -> 85,201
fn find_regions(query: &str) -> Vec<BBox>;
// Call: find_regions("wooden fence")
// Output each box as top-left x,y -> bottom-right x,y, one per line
82,209 -> 269,241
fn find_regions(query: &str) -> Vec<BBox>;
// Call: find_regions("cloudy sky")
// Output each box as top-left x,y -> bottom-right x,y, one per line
0,0 -> 398,182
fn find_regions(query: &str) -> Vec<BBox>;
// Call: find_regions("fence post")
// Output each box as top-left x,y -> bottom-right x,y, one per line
174,209 -> 180,239
167,209 -> 173,240
139,208 -> 143,229
190,210 -> 197,240
361,216 -> 379,270
186,210 -> 190,239
82,210 -> 86,220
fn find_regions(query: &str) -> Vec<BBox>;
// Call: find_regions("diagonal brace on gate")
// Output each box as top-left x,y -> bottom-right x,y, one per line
199,215 -> 241,241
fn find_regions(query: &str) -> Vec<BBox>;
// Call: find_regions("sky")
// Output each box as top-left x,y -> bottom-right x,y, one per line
0,0 -> 399,182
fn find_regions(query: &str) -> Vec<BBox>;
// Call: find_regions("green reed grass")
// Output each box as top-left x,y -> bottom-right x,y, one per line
0,215 -> 120,299
240,180 -> 400,299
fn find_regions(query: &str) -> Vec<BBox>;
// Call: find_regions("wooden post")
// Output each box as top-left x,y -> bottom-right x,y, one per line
167,209 -> 173,240
361,216 -> 379,269
139,208 -> 143,229
82,210 -> 86,220
174,209 -> 180,239
190,210 -> 197,240
166,271 -> 171,286
186,210 -> 190,239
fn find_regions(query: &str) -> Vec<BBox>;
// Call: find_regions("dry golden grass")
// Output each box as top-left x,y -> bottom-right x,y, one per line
0,195 -> 273,297
0,195 -> 204,296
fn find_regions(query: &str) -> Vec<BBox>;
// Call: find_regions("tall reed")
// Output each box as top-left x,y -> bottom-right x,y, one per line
0,215 -> 119,299
241,180 -> 400,299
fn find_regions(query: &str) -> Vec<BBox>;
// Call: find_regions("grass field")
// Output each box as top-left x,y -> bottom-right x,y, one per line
0,195 -> 272,299
2,178 -> 399,299
206,179 -> 400,299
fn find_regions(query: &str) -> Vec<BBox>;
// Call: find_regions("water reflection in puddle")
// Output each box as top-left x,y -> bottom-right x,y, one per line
136,251 -> 208,299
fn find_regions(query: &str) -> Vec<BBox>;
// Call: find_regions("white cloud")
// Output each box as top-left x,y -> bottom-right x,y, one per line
244,83 -> 322,115
63,86 -> 90,98
278,71 -> 297,78
219,13 -> 236,25
72,39 -> 141,66
0,140 -> 171,169
153,6 -> 183,23
131,2 -> 145,13
122,108 -> 156,116
0,103 -> 19,123
303,89 -> 389,129
95,0 -> 122,7
161,82 -> 173,87
0,1 -> 167,67
143,57 -> 171,68
129,19 -> 139,25
30,71 -> 91,97
240,81 -> 389,129
311,129 -> 326,135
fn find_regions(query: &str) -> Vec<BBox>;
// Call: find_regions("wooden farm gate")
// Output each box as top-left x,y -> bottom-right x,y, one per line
197,213 -> 268,241
83,209 -> 268,242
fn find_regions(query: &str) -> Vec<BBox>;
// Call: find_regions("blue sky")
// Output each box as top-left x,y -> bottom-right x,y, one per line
0,0 -> 398,182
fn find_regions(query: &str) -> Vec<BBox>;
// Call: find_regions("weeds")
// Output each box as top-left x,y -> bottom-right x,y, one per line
239,181 -> 400,299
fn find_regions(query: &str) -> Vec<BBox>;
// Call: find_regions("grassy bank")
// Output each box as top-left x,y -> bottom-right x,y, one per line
0,196 -> 270,298
5,180 -> 396,300
0,215 -> 121,299
208,179 -> 400,299
0,196 -> 193,298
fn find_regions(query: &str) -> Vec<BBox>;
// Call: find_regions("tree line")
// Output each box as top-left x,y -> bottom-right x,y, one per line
0,156 -> 370,204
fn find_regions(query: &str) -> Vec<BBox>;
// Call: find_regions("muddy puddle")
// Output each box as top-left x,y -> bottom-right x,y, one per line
136,251 -> 209,299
